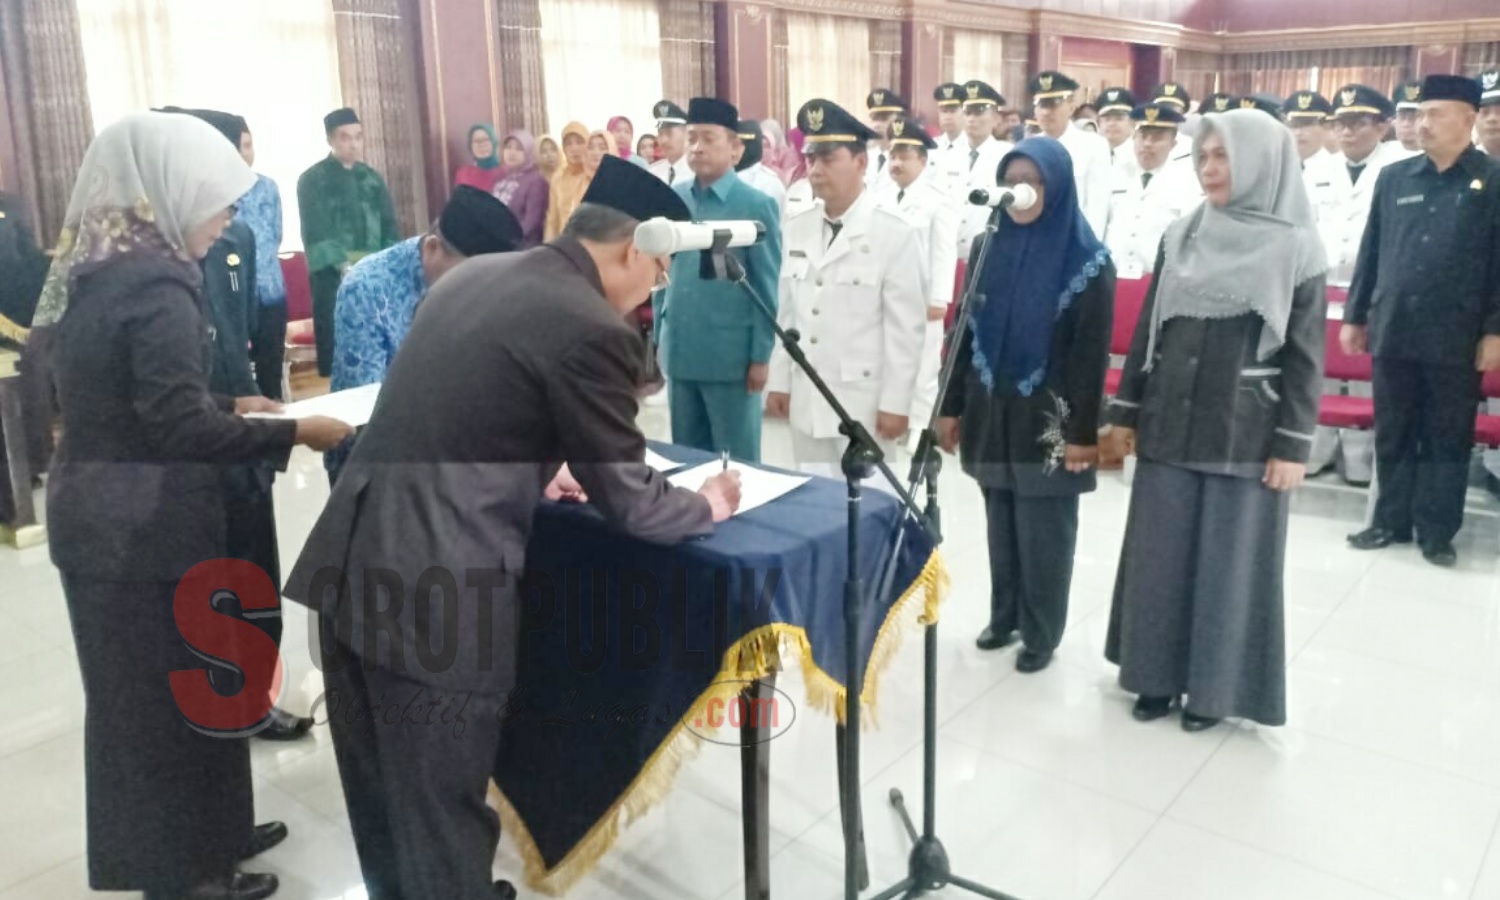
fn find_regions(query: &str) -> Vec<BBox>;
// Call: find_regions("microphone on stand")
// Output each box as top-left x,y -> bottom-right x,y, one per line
967,184 -> 1040,210
633,218 -> 766,256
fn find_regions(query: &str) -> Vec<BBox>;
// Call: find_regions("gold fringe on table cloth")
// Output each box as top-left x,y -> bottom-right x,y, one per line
489,549 -> 950,896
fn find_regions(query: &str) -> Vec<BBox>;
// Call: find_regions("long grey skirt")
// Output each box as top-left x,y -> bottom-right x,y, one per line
1104,459 -> 1288,726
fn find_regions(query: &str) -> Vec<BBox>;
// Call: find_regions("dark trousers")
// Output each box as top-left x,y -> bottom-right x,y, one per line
982,488 -> 1079,652
1371,357 -> 1479,545
63,577 -> 254,891
224,481 -> 282,647
311,268 -> 343,378
251,301 -> 288,401
322,647 -> 508,900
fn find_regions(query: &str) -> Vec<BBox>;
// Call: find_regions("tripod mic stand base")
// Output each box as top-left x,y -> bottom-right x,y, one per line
866,791 -> 1024,900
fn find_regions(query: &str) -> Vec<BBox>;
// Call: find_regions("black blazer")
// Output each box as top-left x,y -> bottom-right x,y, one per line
942,250 -> 1115,497
45,254 -> 296,582
1109,247 -> 1326,473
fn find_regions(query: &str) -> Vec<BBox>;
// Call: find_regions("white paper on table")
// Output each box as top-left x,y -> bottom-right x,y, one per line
668,461 -> 810,516
244,383 -> 381,427
644,448 -> 680,473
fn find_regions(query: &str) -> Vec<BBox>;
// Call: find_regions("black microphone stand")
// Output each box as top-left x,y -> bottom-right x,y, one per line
705,236 -> 936,900
863,203 -> 1024,900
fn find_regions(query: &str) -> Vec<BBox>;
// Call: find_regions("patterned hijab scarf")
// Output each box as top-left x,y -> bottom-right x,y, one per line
1145,109 -> 1326,370
34,111 -> 256,328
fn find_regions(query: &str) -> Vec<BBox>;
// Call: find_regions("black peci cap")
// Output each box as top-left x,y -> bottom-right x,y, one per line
687,97 -> 739,132
438,186 -> 523,257
324,107 -> 359,134
581,156 -> 691,222
1420,74 -> 1482,109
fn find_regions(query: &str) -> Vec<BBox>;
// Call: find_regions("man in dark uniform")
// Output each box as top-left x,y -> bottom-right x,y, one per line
282,155 -> 742,900
1345,75 -> 1500,566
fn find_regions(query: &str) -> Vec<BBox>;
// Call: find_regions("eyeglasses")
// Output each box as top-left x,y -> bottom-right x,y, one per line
652,257 -> 672,292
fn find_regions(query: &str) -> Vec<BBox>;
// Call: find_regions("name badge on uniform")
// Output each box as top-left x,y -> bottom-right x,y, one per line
1396,194 -> 1424,206
1314,181 -> 1331,189
790,250 -> 807,258
1111,189 -> 1127,195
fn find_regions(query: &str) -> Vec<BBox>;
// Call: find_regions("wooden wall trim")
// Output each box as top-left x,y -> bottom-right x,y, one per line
1219,19 -> 1500,53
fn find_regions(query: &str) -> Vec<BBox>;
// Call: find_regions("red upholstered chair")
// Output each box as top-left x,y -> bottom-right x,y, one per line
280,252 -> 317,399
1474,371 -> 1500,447
1103,276 -> 1151,395
1318,318 -> 1375,430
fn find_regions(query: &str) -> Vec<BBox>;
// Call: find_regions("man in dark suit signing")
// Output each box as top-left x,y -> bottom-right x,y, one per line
283,156 -> 741,900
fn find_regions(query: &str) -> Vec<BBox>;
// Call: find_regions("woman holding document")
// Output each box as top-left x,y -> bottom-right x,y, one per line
32,111 -> 352,900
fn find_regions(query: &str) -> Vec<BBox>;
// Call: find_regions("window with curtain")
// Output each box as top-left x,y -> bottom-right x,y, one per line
785,13 -> 871,122
74,0 -> 344,251
1462,42 -> 1500,77
870,20 -> 902,97
538,0 -> 663,139
950,30 -> 1027,109
1223,47 -> 1412,103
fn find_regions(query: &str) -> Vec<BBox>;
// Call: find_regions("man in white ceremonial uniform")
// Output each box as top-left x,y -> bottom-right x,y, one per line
1097,87 -> 1138,176
1103,102 -> 1201,279
1150,82 -> 1197,163
734,119 -> 788,216
1393,80 -> 1425,154
877,115 -> 959,431
864,88 -> 907,195
766,99 -> 929,475
648,100 -> 695,188
954,80 -> 1014,259
1285,90 -> 1353,272
1031,70 -> 1113,239
1329,83 -> 1419,286
930,82 -> 969,195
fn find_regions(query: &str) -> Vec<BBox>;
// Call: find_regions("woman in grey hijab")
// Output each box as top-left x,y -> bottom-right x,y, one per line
1103,109 -> 1328,732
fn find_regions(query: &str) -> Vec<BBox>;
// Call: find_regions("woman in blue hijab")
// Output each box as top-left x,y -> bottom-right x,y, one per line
938,136 -> 1115,674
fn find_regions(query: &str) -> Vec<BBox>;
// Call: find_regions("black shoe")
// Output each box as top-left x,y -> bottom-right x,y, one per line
975,626 -> 1018,651
1132,695 -> 1175,722
242,822 -> 288,860
1422,541 -> 1458,568
1015,648 -> 1053,674
494,880 -> 518,900
1181,712 -> 1221,733
256,707 -> 313,742
1347,527 -> 1412,551
144,872 -> 279,900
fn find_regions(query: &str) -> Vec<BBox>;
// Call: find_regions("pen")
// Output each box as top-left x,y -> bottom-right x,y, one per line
721,450 -> 730,472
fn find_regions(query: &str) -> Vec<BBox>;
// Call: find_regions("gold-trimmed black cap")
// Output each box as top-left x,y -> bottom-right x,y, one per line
1333,84 -> 1395,119
1238,93 -> 1284,118
1392,79 -> 1424,111
961,80 -> 1004,109
735,119 -> 763,172
933,82 -> 964,108
581,156 -> 691,222
886,115 -> 937,150
1150,83 -> 1191,111
1284,90 -> 1334,121
1029,70 -> 1080,102
652,100 -> 688,127
1202,92 -> 1235,114
867,88 -> 909,115
1098,87 -> 1136,115
797,99 -> 878,148
1130,102 -> 1186,128
1481,71 -> 1500,107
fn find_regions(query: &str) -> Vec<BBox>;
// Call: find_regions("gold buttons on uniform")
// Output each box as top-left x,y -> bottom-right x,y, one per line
861,245 -> 870,253
811,337 -> 819,345
816,277 -> 824,287
812,308 -> 820,315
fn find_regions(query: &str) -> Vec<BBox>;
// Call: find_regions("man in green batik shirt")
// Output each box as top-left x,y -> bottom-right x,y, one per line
298,107 -> 401,376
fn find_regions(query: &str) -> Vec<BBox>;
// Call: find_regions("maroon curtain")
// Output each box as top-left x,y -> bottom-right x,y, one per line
0,0 -> 95,246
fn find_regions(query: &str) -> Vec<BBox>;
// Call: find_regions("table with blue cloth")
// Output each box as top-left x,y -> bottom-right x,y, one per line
490,443 -> 945,897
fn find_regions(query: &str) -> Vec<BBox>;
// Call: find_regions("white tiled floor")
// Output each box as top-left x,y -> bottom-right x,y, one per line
4,412 -> 1500,899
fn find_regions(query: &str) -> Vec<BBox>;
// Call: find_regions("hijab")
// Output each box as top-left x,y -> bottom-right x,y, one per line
765,119 -> 805,184
971,137 -> 1109,396
558,122 -> 590,176
469,123 -> 500,169
1145,109 -> 1326,370
608,116 -> 634,158
585,130 -> 611,176
537,136 -> 561,179
34,111 -> 256,328
495,130 -> 539,206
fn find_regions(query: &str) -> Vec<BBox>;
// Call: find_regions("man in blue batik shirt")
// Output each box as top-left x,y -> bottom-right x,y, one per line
654,97 -> 782,462
325,186 -> 522,481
